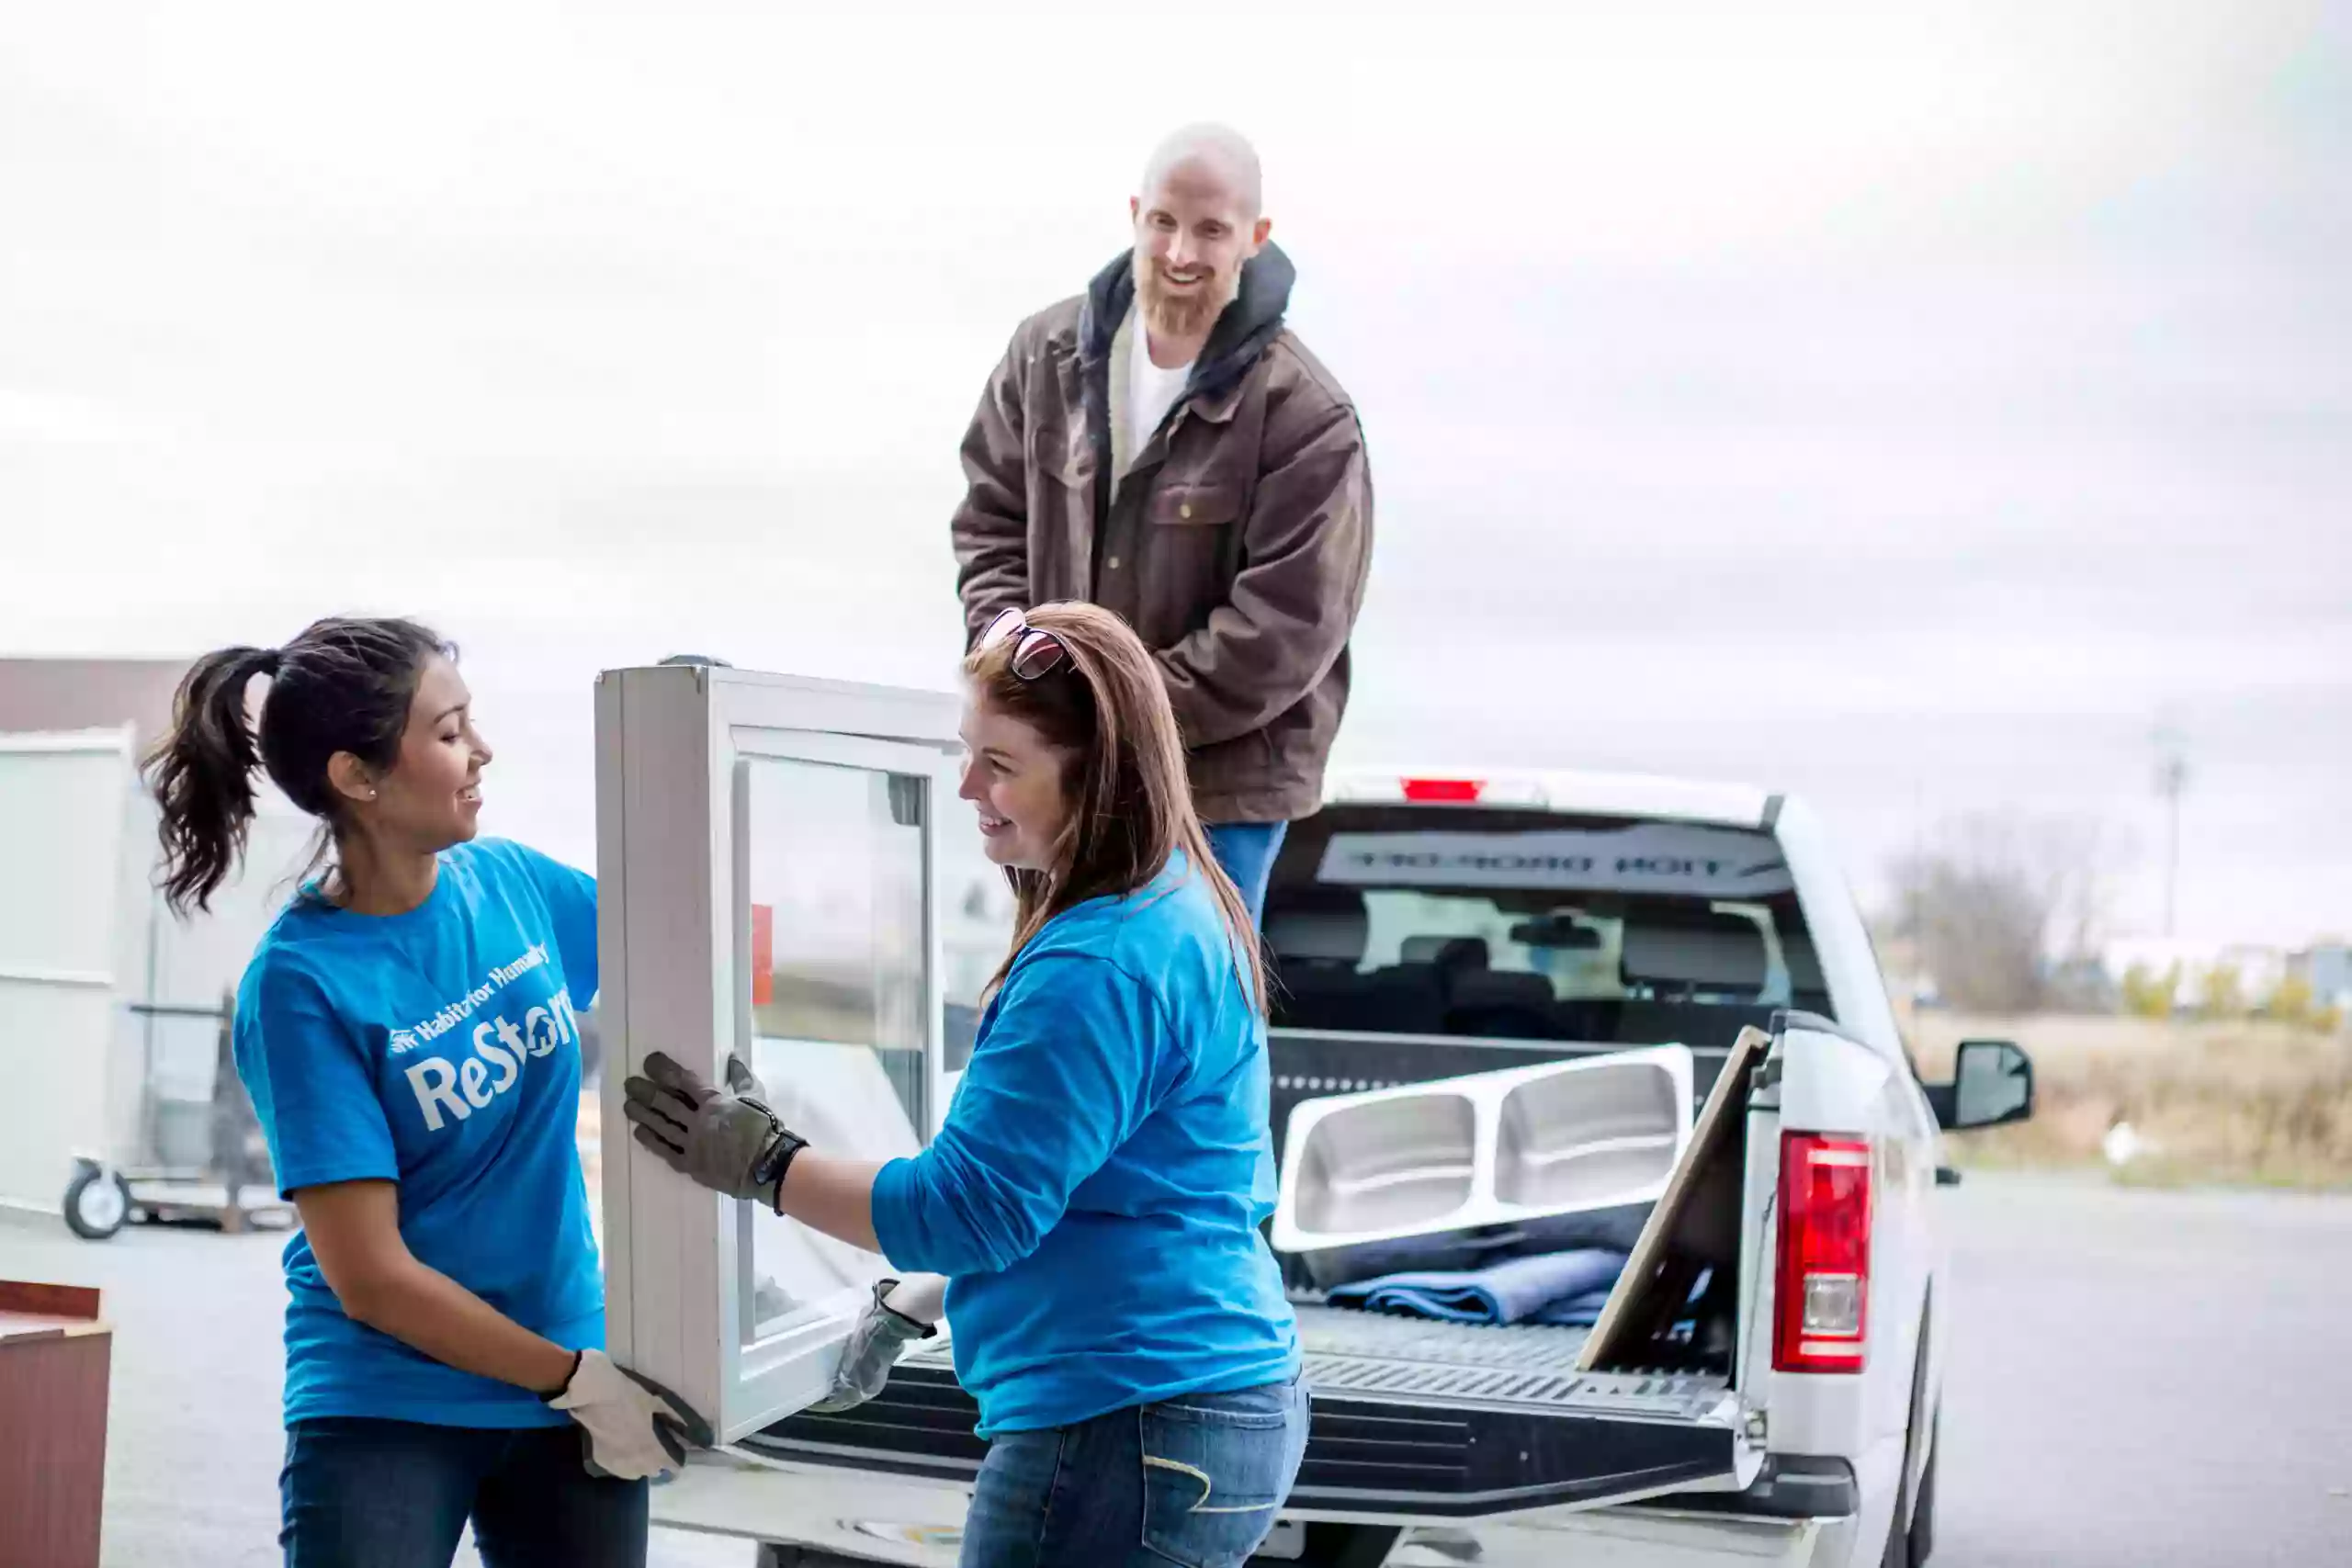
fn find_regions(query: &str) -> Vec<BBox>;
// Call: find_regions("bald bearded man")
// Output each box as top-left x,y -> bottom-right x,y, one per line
950,124 -> 1374,926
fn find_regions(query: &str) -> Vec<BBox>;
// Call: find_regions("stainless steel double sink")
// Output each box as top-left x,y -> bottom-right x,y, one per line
1271,1045 -> 1694,1289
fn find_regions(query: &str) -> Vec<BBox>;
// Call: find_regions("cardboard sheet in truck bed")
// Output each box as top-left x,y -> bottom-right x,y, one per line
1577,1023 -> 1770,1371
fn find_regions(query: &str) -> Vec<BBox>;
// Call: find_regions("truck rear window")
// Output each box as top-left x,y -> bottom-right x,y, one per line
1262,805 -> 1833,1048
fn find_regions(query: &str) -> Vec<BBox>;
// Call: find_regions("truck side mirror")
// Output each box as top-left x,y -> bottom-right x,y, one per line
1927,1039 -> 2034,1132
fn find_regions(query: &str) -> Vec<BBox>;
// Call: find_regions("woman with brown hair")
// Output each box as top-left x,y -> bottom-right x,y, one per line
144,616 -> 695,1568
625,601 -> 1308,1567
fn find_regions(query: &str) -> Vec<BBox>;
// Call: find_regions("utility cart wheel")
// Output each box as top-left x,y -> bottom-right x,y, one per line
62,1163 -> 133,1240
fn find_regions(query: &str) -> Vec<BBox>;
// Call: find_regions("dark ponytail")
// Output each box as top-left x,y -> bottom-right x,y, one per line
147,646 -> 282,916
142,616 -> 455,917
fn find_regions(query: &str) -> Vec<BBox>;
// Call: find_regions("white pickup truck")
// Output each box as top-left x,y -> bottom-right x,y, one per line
589,665 -> 2032,1568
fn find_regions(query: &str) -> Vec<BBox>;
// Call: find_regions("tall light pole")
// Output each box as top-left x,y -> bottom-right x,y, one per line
1910,774 -> 1928,1009
2153,717 -> 2189,939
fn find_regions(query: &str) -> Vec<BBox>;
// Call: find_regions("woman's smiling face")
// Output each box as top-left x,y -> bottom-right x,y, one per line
956,684 -> 1074,873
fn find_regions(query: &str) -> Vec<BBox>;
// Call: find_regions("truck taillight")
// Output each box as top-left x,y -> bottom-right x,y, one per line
1774,1132 -> 1872,1374
1400,777 -> 1484,803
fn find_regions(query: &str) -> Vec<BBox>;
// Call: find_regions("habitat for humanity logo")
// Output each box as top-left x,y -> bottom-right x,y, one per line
394,943 -> 583,1132
397,944 -> 551,1048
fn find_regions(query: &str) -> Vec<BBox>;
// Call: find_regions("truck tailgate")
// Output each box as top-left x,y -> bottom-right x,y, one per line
739,1305 -> 1752,1521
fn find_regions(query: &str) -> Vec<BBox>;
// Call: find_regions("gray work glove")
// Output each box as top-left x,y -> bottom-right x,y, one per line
622,1052 -> 806,1206
808,1277 -> 937,1414
544,1348 -> 710,1481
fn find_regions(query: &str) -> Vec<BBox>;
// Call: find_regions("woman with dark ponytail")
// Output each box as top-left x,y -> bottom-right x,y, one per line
149,616 -> 693,1568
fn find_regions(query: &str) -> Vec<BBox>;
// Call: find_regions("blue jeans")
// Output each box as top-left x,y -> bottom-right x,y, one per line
959,1378 -> 1310,1567
279,1417 -> 646,1568
1203,822 -> 1290,931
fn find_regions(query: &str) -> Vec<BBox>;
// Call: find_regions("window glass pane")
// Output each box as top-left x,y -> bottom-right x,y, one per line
940,824 -> 1016,1071
736,755 -> 928,1343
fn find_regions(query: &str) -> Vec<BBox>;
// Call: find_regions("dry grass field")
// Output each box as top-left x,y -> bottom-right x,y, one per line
1906,1009 -> 2352,1189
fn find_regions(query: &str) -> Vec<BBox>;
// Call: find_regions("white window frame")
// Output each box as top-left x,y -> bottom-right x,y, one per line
594,662 -> 963,1445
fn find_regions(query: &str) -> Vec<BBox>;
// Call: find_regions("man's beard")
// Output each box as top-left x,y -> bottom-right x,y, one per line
1135,256 -> 1235,341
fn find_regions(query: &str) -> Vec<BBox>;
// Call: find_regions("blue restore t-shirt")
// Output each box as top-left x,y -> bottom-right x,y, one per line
870,850 -> 1301,1437
233,837 -> 604,1428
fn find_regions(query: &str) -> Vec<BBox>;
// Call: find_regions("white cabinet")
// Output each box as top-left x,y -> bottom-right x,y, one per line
0,730 -> 133,1217
594,663 -> 968,1444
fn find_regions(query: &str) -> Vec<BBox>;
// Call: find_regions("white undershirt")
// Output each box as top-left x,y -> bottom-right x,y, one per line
1125,314 -> 1195,471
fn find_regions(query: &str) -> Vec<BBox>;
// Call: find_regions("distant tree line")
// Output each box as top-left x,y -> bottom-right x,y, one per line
1880,810 -> 2340,1030
1881,811 -> 2122,1015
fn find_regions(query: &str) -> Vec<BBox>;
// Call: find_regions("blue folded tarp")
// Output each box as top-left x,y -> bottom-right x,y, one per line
1530,1286 -> 1618,1328
1538,1264 -> 1714,1327
1325,1247 -> 1631,1326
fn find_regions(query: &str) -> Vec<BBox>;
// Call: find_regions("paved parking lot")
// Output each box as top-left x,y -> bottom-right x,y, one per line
5,1170 -> 2349,1565
0,1212 -> 746,1568
1922,1171 -> 2352,1567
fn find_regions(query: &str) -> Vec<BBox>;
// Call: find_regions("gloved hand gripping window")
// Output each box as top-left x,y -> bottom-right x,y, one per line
809,1274 -> 944,1414
544,1349 -> 712,1480
622,1052 -> 944,1414
622,1052 -> 808,1207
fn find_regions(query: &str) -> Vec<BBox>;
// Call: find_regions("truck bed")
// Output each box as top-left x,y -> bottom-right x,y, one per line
1288,1303 -> 1727,1420
740,1303 -> 1743,1520
737,1029 -> 1760,1519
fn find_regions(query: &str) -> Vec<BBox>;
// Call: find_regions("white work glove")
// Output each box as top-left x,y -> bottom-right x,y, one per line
544,1348 -> 709,1481
808,1275 -> 941,1414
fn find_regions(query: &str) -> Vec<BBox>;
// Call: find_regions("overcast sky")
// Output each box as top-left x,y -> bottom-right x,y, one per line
4,1 -> 2346,949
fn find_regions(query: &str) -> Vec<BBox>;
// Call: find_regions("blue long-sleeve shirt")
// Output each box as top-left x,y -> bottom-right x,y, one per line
869,851 -> 1300,1436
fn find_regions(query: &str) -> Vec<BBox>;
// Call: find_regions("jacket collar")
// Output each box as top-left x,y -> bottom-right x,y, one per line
1079,242 -> 1295,405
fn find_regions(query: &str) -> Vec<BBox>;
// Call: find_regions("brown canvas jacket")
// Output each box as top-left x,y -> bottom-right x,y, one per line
950,244 -> 1374,824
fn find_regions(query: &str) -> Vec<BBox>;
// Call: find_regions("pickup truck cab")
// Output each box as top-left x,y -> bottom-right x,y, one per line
588,664 -> 2031,1568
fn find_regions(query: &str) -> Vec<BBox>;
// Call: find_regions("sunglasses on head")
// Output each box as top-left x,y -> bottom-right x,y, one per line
979,608 -> 1069,682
